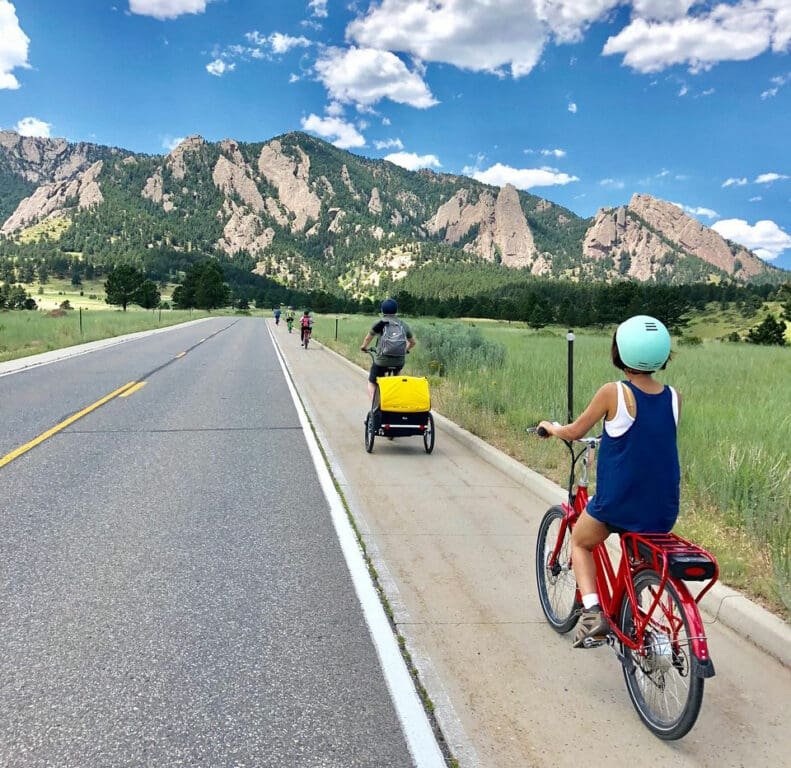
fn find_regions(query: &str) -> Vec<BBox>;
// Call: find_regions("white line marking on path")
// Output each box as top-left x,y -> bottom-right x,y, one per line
267,323 -> 446,768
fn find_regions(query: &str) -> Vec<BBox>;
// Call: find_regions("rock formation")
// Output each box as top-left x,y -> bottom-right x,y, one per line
368,187 -> 382,215
583,194 -> 766,280
257,140 -> 321,231
212,155 -> 265,212
2,161 -> 104,233
427,184 -> 537,267
216,200 -> 275,256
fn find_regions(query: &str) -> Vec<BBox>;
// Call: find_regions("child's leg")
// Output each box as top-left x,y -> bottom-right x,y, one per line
571,512 -> 610,598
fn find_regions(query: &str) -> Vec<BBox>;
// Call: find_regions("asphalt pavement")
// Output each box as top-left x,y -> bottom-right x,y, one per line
0,317 -> 417,767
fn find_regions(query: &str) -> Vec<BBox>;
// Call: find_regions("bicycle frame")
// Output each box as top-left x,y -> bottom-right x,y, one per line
547,438 -> 718,674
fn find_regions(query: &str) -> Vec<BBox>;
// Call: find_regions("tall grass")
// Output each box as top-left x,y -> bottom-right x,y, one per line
0,309 -> 213,362
319,314 -> 791,616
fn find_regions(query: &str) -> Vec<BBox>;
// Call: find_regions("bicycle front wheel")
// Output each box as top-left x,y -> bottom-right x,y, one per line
619,569 -> 704,740
423,413 -> 435,454
535,505 -> 580,633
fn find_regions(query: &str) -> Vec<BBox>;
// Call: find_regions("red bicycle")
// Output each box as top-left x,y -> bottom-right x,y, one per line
531,428 -> 719,739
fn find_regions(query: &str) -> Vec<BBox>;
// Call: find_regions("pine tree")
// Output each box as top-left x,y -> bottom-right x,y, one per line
746,314 -> 787,346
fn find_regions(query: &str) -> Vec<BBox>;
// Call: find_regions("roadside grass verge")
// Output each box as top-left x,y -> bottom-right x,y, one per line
317,314 -> 790,619
0,308 -> 216,362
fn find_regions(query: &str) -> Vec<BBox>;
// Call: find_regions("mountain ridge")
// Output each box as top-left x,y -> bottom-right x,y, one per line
0,130 -> 785,292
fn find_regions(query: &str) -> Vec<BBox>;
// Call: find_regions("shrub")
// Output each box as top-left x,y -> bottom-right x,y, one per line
412,322 -> 506,376
679,335 -> 702,346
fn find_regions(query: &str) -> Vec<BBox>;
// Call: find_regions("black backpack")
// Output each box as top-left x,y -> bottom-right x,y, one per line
378,318 -> 407,356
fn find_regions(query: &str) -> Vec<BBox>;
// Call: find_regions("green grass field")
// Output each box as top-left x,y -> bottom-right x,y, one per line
0,307 -> 215,362
317,314 -> 791,617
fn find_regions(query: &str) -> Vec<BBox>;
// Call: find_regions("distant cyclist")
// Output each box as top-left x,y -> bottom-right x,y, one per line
286,306 -> 295,334
274,306 -> 281,326
360,298 -> 416,399
537,315 -> 680,648
300,310 -> 313,347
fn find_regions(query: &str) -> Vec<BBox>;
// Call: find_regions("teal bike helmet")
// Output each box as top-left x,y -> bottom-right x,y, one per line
615,315 -> 671,372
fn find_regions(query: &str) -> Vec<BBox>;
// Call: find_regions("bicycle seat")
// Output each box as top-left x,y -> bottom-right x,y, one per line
624,533 -> 717,582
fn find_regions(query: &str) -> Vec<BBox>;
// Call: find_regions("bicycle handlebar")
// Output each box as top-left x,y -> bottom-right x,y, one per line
527,426 -> 600,448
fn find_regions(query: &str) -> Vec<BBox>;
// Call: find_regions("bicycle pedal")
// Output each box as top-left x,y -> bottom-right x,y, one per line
582,635 -> 608,649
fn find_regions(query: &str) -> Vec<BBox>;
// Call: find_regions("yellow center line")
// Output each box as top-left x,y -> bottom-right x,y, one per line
0,381 -> 138,470
175,352 -> 186,358
119,381 -> 147,398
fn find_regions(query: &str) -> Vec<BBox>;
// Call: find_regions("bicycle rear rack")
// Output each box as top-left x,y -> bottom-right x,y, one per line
622,532 -> 719,604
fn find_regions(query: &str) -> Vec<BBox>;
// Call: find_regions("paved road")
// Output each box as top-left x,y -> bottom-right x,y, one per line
0,318 -> 416,767
276,322 -> 791,768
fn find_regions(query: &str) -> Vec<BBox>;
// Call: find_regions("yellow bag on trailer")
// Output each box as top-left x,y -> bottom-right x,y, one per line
377,376 -> 431,413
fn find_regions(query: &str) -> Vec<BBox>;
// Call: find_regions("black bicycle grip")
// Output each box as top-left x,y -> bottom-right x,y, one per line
536,426 -> 549,438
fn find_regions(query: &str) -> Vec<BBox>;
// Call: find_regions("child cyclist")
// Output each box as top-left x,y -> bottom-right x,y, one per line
538,315 -> 680,648
299,310 -> 313,346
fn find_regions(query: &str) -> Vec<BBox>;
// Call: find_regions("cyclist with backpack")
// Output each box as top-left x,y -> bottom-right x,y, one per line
300,310 -> 313,348
360,298 -> 415,399
537,315 -> 680,648
274,306 -> 281,325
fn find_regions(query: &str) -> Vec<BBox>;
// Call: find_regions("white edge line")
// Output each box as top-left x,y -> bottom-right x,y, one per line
267,323 -> 446,768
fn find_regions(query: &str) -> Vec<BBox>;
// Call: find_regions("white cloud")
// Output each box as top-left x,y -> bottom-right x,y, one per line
722,177 -> 748,187
0,0 -> 29,90
289,72 -> 301,83
602,1 -> 789,74
269,32 -> 312,54
631,0 -> 695,21
374,138 -> 404,150
206,58 -> 234,76
599,177 -> 625,188
308,0 -> 328,18
129,0 -> 210,20
162,135 -> 185,151
568,101 -> 578,113
315,46 -> 437,108
384,151 -> 441,170
755,172 -> 789,184
678,83 -> 688,96
712,218 -> 791,260
325,100 -> 344,116
347,0 -> 548,78
749,195 -> 762,202
15,116 -> 51,137
472,162 -> 579,189
300,113 -> 366,148
526,147 -> 567,157
381,116 -> 391,125
673,202 -> 718,218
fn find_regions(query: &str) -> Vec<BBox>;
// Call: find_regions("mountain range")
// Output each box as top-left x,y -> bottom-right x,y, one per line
0,130 -> 785,294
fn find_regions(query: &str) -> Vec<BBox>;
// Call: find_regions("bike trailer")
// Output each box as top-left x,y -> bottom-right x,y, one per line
372,376 -> 431,435
376,376 -> 431,413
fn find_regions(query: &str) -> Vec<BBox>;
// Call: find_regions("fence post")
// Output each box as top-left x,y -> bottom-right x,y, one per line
79,307 -> 83,337
335,317 -> 339,340
567,329 -> 575,423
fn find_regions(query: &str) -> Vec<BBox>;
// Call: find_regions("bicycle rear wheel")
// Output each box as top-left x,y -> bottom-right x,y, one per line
364,412 -> 375,453
535,505 -> 580,633
619,569 -> 704,740
423,413 -> 435,454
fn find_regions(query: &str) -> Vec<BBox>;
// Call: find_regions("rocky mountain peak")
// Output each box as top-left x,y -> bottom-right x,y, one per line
583,192 -> 769,280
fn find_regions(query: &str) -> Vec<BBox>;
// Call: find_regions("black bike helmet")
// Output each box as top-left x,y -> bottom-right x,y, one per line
381,298 -> 398,314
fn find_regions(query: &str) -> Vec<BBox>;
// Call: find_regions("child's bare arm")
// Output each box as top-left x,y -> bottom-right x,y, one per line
539,383 -> 615,440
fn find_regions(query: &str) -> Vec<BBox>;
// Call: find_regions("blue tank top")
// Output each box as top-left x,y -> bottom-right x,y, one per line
586,381 -> 680,533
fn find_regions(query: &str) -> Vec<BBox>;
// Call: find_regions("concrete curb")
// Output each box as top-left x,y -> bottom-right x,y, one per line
0,317 -> 214,378
315,337 -> 791,669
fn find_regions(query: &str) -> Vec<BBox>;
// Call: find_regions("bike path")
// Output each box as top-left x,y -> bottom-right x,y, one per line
274,322 -> 791,768
0,318 -> 419,767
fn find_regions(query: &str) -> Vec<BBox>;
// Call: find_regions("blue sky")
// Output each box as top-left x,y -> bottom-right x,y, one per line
1,0 -> 790,269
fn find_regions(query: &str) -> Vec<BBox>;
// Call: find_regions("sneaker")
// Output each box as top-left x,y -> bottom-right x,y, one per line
573,607 -> 609,648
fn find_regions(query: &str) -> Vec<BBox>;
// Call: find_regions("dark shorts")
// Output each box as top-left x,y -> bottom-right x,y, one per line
368,363 -> 402,383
